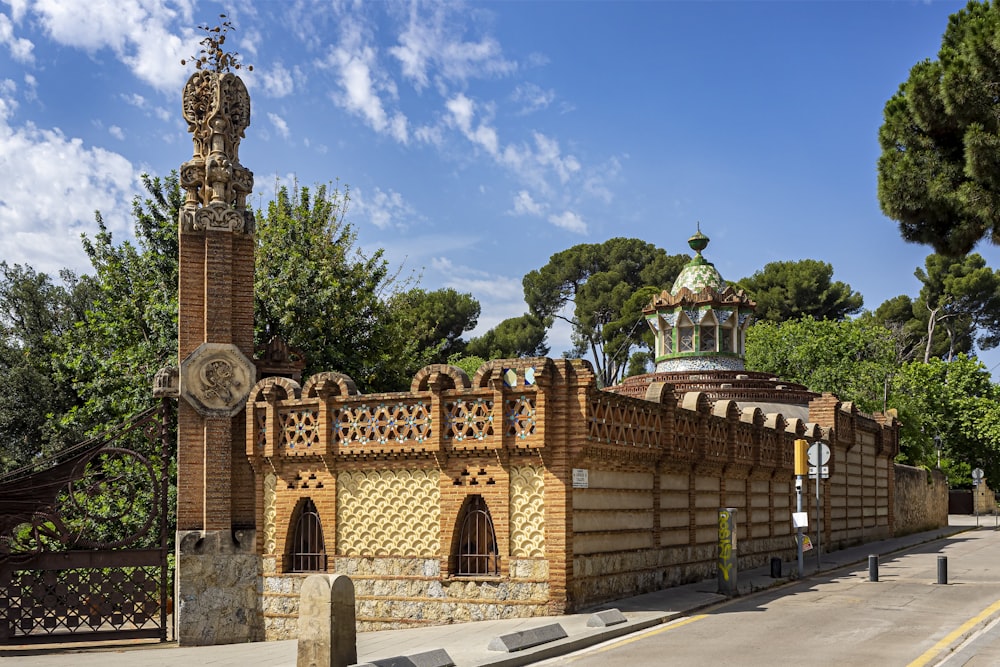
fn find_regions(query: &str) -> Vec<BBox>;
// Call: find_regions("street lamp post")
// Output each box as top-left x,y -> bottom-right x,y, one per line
934,435 -> 942,469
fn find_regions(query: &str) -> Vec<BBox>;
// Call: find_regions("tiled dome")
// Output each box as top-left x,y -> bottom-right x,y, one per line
671,229 -> 726,295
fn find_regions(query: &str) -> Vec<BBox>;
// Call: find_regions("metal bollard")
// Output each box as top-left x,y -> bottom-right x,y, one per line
770,557 -> 782,578
937,556 -> 948,585
868,554 -> 879,582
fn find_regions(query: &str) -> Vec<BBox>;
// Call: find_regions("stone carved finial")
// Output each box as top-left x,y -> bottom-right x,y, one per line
179,70 -> 254,234
153,366 -> 179,398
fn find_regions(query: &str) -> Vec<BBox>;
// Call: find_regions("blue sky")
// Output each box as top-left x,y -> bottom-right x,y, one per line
3,0 -> 1000,375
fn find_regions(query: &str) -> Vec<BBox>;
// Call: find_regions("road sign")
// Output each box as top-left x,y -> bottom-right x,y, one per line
808,442 -> 831,467
809,466 -> 830,479
972,468 -> 985,481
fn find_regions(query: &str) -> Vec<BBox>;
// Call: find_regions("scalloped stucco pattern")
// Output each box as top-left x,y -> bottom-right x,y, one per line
264,472 -> 277,554
510,465 -> 546,557
337,469 -> 440,556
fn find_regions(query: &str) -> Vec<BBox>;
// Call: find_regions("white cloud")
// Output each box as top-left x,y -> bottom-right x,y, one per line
445,93 -> 498,156
121,91 -> 170,122
353,186 -> 415,230
511,83 -> 553,115
320,21 -> 409,144
583,156 -> 622,204
259,62 -> 294,97
0,106 -> 138,276
30,0 -> 197,93
0,11 -> 33,62
6,0 -> 28,23
548,210 -> 587,234
511,190 -> 544,217
389,3 -> 516,92
268,112 -> 290,139
108,124 -> 124,140
531,132 -> 579,183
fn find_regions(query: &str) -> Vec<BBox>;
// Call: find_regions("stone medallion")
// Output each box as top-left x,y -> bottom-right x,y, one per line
179,342 -> 256,417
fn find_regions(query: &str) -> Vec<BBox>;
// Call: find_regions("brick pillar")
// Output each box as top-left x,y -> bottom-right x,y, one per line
174,69 -> 261,646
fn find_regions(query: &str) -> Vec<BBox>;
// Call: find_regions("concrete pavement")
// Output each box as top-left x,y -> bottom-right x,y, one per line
0,515 -> 988,667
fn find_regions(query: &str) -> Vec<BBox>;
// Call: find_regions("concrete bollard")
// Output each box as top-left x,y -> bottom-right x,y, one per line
297,574 -> 357,667
937,556 -> 948,585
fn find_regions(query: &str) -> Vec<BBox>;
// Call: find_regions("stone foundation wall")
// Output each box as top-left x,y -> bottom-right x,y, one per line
175,529 -> 262,646
262,556 -> 550,639
893,465 -> 948,535
974,481 -> 997,515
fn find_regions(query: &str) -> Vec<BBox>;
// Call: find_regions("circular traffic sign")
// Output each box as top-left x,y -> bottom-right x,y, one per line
808,442 -> 831,467
972,468 -> 985,481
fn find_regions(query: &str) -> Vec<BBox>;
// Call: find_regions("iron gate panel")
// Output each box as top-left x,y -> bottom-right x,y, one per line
0,401 -> 172,644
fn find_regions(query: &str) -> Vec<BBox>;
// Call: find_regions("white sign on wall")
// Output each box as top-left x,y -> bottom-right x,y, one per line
572,468 -> 589,488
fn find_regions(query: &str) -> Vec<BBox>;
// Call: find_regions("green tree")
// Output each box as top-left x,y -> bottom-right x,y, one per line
388,287 -> 480,368
55,173 -> 182,438
890,355 -> 998,487
745,316 -> 897,413
465,314 -> 549,359
912,253 -> 1000,362
447,354 -> 488,378
870,295 -> 926,363
523,238 -> 688,386
254,183 -> 423,392
877,0 -> 1000,255
736,259 -> 863,323
0,263 -> 93,472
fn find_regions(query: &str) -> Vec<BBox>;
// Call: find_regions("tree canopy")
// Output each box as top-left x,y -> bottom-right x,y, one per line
877,0 -> 1000,255
745,316 -> 897,413
523,238 -> 688,386
746,316 -> 1000,487
465,313 -> 549,360
387,287 -> 481,368
736,259 -> 863,323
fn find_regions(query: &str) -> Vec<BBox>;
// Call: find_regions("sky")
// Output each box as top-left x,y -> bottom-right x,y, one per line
3,0 -> 1000,377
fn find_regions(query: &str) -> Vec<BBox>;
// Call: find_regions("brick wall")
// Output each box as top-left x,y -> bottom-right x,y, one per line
240,360 -> 913,637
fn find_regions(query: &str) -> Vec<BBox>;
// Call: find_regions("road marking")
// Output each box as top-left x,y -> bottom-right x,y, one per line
587,614 -> 709,654
907,598 -> 1000,667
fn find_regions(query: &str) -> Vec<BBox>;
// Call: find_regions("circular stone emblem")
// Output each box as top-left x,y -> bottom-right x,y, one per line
180,343 -> 256,417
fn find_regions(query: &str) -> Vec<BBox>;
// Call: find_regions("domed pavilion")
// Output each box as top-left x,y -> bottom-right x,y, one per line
608,227 -> 817,419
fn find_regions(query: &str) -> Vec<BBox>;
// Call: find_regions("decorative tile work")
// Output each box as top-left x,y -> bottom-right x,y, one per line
671,262 -> 726,295
510,466 -> 546,557
279,408 -> 319,450
263,473 -> 277,554
655,356 -> 746,373
503,368 -> 518,388
444,398 -> 494,441
505,395 -> 536,439
337,469 -> 440,556
335,400 -> 432,445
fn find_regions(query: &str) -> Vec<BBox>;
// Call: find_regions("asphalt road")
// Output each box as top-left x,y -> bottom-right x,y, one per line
539,527 -> 1000,667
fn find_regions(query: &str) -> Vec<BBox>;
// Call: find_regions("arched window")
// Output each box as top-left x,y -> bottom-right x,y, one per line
453,495 -> 500,576
288,498 -> 327,572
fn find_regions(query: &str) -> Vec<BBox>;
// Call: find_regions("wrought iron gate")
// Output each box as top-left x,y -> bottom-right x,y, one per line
0,401 -> 173,644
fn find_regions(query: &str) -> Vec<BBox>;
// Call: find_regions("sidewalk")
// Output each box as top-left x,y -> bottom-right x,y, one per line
1,516 -> 984,667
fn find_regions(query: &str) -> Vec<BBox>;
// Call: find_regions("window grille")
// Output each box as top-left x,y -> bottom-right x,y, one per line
289,498 -> 327,572
700,325 -> 716,352
453,495 -> 500,576
679,326 -> 694,352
